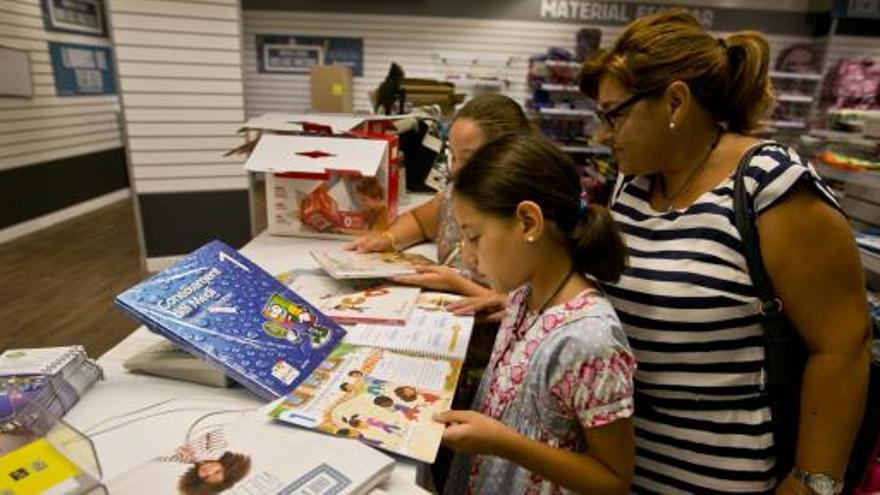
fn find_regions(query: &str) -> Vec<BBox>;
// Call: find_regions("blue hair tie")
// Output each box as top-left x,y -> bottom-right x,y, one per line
578,192 -> 590,219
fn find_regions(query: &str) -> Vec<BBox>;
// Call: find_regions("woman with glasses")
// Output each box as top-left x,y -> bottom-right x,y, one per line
581,10 -> 870,494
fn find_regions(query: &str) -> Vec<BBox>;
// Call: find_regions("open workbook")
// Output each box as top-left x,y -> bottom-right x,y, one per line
106,415 -> 395,495
270,292 -> 474,463
311,248 -> 435,279
280,271 -> 421,326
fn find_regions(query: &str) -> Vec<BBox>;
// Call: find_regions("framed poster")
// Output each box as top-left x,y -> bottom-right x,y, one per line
48,42 -> 116,96
256,35 -> 363,76
41,0 -> 106,37
262,44 -> 323,74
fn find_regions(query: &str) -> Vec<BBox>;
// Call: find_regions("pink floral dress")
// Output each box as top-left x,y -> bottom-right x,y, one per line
444,285 -> 635,495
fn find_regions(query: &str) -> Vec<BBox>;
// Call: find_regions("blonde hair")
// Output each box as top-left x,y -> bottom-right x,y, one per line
580,9 -> 773,133
452,94 -> 531,141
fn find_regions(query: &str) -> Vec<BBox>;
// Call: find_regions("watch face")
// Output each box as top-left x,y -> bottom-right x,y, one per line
807,475 -> 838,495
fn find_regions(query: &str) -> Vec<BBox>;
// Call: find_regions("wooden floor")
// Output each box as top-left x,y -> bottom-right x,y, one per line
0,198 -> 146,357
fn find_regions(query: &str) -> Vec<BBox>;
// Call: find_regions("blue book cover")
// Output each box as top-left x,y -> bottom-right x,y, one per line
114,240 -> 346,400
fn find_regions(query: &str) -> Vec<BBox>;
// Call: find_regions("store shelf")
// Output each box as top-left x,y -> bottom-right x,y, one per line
861,248 -> 880,278
762,119 -> 807,130
536,82 -> 580,92
769,71 -> 823,81
814,162 -> 880,190
559,144 -> 611,154
537,107 -> 596,118
777,94 -> 814,103
543,60 -> 582,68
446,77 -> 506,89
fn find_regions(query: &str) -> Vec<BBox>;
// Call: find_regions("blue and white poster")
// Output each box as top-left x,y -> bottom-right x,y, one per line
41,0 -> 106,37
48,42 -> 115,96
257,34 -> 364,77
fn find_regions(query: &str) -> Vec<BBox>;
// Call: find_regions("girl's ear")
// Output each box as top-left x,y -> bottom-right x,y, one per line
515,201 -> 544,242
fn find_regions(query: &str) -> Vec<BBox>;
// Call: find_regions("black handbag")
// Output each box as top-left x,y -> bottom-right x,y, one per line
733,144 -> 880,491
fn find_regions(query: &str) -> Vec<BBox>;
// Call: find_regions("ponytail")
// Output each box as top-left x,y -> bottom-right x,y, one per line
722,32 -> 774,133
571,205 -> 626,282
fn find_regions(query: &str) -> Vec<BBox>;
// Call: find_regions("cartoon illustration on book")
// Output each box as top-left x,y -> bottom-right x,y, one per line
271,344 -> 454,462
261,293 -> 333,348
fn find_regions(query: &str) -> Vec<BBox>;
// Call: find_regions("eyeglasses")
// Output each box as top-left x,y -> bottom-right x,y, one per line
595,89 -> 659,131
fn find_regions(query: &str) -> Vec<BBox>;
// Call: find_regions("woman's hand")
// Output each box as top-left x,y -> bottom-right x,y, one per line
447,292 -> 507,322
346,231 -> 392,253
774,472 -> 811,495
391,265 -> 466,292
434,410 -> 518,456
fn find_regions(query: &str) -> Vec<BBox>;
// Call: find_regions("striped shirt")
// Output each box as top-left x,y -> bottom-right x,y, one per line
604,143 -> 838,494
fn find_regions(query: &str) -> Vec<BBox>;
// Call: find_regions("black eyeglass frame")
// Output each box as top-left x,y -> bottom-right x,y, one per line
595,87 -> 665,130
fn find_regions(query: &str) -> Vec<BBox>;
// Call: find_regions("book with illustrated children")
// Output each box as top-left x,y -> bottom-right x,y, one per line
106,415 -> 395,495
269,292 -> 474,463
310,248 -> 435,280
114,240 -> 347,401
278,271 -> 421,325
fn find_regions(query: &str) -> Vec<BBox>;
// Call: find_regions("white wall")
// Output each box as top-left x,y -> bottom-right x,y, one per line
241,9 -> 813,118
0,0 -> 122,171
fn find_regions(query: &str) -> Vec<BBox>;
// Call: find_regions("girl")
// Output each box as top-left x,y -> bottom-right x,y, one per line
349,94 -> 530,316
581,9 -> 870,493
435,133 -> 635,494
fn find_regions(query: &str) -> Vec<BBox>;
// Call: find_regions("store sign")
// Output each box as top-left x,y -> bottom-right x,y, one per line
256,35 -> 364,76
539,0 -> 716,28
41,0 -> 106,37
833,0 -> 880,19
48,42 -> 116,96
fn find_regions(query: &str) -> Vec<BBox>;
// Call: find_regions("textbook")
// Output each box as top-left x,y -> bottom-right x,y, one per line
114,240 -> 347,401
0,346 -> 103,423
311,248 -> 435,279
105,414 -> 395,495
282,271 -> 420,325
270,293 -> 474,463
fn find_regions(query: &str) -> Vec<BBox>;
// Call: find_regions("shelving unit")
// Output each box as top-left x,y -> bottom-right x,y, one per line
763,71 -> 823,139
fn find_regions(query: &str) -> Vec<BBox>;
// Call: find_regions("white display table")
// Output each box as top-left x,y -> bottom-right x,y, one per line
64,230 -> 437,494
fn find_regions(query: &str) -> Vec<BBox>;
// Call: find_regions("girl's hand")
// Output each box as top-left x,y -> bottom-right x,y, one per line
447,292 -> 507,323
346,232 -> 391,253
434,410 -> 518,456
391,265 -> 465,292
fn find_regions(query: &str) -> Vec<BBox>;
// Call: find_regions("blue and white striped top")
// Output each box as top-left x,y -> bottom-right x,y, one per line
604,143 -> 839,494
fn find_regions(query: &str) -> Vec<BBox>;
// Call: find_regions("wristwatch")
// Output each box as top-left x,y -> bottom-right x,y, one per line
791,467 -> 844,495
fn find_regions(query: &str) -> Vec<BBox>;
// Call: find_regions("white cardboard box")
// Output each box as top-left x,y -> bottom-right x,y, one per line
244,116 -> 400,238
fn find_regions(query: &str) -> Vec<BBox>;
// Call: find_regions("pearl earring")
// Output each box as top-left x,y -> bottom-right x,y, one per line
526,236 -> 535,243
669,121 -> 676,130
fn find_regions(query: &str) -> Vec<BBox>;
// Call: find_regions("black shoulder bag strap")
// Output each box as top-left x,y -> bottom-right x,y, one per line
733,144 -> 808,480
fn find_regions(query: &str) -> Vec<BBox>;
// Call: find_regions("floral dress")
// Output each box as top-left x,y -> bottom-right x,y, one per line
444,285 -> 636,495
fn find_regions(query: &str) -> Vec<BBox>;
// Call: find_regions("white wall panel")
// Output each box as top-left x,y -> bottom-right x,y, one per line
109,0 -> 247,195
0,0 -> 121,172
241,10 -> 810,117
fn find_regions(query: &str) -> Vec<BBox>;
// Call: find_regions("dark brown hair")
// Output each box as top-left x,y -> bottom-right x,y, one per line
178,452 -> 251,495
452,94 -> 531,141
580,9 -> 773,133
452,133 -> 626,282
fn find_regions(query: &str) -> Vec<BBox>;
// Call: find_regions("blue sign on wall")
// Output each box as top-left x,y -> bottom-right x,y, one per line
41,0 -> 106,37
48,42 -> 116,96
256,35 -> 363,77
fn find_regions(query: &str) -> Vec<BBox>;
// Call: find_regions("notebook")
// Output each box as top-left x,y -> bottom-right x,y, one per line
114,240 -> 347,401
311,249 -> 435,279
105,414 -> 395,495
269,293 -> 474,463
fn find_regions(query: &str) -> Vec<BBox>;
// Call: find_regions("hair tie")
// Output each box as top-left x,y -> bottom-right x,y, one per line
577,191 -> 590,219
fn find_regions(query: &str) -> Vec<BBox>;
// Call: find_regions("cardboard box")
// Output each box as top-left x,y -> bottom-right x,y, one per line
310,65 -> 353,113
243,114 -> 400,239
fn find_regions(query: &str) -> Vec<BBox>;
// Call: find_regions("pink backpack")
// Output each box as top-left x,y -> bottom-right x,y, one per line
821,58 -> 880,109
